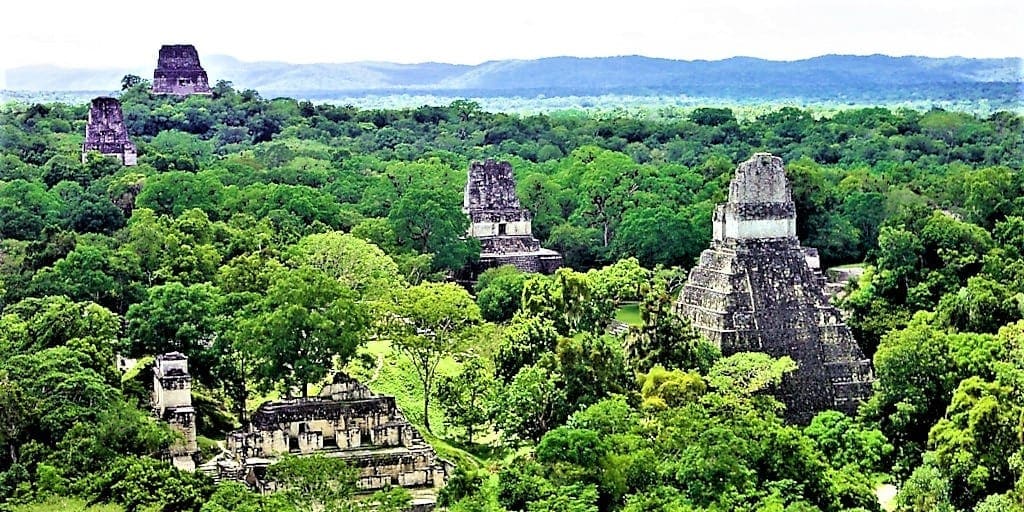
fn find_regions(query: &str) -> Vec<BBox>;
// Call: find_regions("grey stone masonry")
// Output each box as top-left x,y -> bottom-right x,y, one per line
153,352 -> 198,471
462,160 -> 562,277
675,153 -> 873,422
82,97 -> 136,165
153,44 -> 212,95
225,373 -> 451,504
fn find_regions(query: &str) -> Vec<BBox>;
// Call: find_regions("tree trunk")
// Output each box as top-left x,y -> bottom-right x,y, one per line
423,383 -> 432,434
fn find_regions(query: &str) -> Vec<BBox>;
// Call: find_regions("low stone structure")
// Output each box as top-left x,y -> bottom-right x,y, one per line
462,160 -> 562,277
225,374 -> 450,505
675,153 -> 873,422
153,352 -> 199,471
152,44 -> 212,95
81,97 -> 136,165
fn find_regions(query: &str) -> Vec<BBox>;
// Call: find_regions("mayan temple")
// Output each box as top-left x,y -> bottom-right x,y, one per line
463,160 -> 562,276
675,153 -> 873,421
152,44 -> 213,95
81,97 -> 137,165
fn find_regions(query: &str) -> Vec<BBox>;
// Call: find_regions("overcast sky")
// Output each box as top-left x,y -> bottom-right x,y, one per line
2,0 -> 1021,70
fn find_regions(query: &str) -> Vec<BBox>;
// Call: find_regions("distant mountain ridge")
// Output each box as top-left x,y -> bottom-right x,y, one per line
5,54 -> 1022,103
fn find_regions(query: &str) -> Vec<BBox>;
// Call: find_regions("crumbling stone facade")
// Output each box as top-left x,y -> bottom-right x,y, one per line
153,44 -> 212,95
675,153 -> 873,422
81,97 -> 136,165
225,374 -> 450,505
463,160 -> 562,276
153,352 -> 198,471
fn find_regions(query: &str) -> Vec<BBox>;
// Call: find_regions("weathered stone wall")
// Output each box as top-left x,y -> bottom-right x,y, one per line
676,154 -> 873,422
225,373 -> 450,503
82,97 -> 137,165
152,352 -> 198,471
153,44 -> 212,95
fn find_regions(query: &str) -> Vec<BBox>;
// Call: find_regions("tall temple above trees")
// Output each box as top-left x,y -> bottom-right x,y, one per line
81,97 -> 137,165
462,160 -> 562,278
675,153 -> 874,422
152,44 -> 213,95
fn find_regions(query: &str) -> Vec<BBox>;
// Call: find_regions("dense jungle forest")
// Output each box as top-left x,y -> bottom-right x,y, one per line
0,78 -> 1023,512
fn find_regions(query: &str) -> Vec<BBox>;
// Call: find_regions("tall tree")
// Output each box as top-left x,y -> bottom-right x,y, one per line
388,282 -> 481,433
436,357 -> 495,444
388,188 -> 479,273
253,267 -> 369,398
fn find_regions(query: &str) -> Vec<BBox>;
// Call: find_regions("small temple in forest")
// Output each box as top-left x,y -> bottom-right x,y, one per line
152,44 -> 213,95
152,352 -> 199,471
81,97 -> 137,165
462,159 -> 562,278
675,153 -> 874,422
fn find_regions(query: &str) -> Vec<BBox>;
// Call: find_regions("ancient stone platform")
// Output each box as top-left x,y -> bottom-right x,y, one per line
82,97 -> 137,165
462,160 -> 562,277
224,374 -> 450,503
153,44 -> 212,95
675,153 -> 873,422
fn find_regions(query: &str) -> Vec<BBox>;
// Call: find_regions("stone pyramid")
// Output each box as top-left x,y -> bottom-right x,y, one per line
675,153 -> 873,421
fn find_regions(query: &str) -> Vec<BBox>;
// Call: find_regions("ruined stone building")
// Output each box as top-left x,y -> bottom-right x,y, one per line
675,153 -> 873,422
153,352 -> 199,471
81,97 -> 137,165
463,160 -> 562,276
153,44 -> 212,95
224,373 -> 449,506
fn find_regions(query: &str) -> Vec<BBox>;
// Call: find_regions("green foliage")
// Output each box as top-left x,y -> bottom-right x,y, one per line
3,87 -> 1024,510
706,352 -> 797,396
638,365 -> 707,410
804,411 -> 893,478
474,265 -> 529,322
896,458 -> 955,512
388,187 -> 479,273
251,266 -> 369,397
521,268 -> 615,336
494,364 -> 567,444
494,314 -> 560,382
288,231 -> 405,302
436,357 -> 496,443
625,275 -> 720,374
200,481 -> 270,512
862,312 -> 1023,478
388,282 -> 481,433
265,454 -> 357,512
125,282 -> 220,381
88,456 -> 213,512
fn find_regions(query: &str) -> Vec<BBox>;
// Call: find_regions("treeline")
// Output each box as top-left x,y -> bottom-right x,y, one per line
1,80 -> 1023,511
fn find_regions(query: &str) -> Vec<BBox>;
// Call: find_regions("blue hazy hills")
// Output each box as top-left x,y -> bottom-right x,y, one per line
6,54 -> 1021,104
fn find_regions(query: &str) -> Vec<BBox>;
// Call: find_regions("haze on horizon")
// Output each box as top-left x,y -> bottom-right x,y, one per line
3,0 -> 1022,72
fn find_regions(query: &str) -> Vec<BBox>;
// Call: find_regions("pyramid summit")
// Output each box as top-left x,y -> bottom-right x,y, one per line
462,159 -> 562,276
676,153 -> 873,421
82,97 -> 136,166
153,44 -> 212,95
